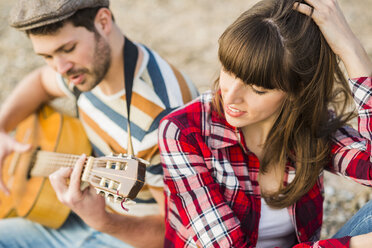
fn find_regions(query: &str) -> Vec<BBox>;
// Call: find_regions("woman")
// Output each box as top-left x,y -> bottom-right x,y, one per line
159,0 -> 372,247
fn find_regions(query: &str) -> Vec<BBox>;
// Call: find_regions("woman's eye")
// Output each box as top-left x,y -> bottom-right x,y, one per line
251,86 -> 267,95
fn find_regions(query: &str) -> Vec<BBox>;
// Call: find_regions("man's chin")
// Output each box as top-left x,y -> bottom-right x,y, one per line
75,81 -> 99,92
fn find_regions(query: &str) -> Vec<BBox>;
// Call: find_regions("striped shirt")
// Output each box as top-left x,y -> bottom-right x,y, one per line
159,77 -> 372,247
57,42 -> 199,216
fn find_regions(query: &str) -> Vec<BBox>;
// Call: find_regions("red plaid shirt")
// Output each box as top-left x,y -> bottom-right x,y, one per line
159,77 -> 372,248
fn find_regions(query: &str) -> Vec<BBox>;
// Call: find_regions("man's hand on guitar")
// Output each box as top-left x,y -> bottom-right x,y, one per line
49,154 -> 109,230
0,131 -> 31,195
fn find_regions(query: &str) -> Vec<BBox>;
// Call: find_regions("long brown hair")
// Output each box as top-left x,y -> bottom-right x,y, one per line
213,0 -> 354,208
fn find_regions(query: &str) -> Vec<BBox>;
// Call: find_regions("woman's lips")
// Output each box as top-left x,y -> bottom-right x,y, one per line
225,105 -> 246,117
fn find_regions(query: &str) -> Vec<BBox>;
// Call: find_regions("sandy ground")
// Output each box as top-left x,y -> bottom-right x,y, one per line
1,0 -> 372,239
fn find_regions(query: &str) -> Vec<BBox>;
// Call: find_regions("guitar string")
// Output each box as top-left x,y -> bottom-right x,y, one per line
29,151 -> 143,203
30,155 -> 143,182
31,156 -> 108,177
30,161 -> 108,177
31,155 -> 134,210
31,161 -> 141,180
33,153 -> 132,167
37,151 -> 130,160
31,159 -> 108,168
33,153 -> 135,169
28,153 -> 141,203
36,152 -> 138,164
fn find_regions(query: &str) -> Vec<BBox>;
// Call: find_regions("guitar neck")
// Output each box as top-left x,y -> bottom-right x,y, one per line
29,150 -> 146,200
30,151 -> 82,177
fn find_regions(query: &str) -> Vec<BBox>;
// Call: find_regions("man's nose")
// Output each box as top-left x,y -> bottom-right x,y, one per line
53,56 -> 73,75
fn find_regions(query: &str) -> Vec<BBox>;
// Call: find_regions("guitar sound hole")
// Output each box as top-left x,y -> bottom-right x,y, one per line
27,147 -> 41,179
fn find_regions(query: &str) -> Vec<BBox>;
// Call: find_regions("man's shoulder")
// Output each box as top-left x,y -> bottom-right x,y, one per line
135,43 -> 199,108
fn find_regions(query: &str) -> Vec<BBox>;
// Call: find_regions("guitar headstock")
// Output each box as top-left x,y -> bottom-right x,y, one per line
81,154 -> 148,202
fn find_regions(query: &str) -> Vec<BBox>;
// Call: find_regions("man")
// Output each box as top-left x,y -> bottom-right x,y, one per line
0,0 -> 198,247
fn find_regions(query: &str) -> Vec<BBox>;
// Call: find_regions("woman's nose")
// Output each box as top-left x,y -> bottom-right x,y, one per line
222,80 -> 244,104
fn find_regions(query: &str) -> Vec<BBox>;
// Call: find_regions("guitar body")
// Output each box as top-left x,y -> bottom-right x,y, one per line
0,105 -> 91,228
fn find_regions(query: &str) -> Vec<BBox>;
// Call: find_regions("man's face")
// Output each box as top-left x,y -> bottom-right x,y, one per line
30,22 -> 111,92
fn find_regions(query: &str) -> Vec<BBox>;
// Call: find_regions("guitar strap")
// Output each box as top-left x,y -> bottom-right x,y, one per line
73,36 -> 138,153
72,87 -> 81,117
122,37 -> 139,154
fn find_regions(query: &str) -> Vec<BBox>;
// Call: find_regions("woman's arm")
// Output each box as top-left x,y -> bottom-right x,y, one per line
329,77 -> 372,185
295,0 -> 372,78
296,0 -> 372,185
295,0 -> 372,185
159,117 -> 250,247
296,1 -> 372,247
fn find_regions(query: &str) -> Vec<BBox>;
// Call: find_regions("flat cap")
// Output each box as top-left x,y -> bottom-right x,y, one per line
10,0 -> 110,31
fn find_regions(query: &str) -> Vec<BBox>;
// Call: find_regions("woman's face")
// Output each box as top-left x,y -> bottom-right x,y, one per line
219,68 -> 287,129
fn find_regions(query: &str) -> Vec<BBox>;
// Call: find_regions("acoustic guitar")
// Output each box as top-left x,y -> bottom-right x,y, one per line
0,105 -> 146,229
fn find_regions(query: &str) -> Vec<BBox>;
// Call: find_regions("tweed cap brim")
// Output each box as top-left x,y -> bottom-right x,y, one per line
10,0 -> 109,31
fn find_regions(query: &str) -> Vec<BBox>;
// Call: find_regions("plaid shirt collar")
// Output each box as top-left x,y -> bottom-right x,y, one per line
209,109 -> 240,149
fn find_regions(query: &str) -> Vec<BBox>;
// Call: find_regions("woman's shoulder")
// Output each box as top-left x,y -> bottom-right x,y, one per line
164,91 -> 214,121
159,91 -> 215,134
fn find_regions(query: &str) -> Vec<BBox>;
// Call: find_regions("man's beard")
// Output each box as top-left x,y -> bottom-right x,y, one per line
69,32 -> 111,91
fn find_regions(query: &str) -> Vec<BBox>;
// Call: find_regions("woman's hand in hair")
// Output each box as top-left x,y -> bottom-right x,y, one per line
294,0 -> 372,78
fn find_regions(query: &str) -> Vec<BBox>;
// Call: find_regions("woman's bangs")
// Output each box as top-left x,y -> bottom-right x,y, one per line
218,20 -> 289,91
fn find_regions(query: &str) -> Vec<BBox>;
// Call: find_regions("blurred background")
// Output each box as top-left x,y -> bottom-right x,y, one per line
1,0 -> 372,238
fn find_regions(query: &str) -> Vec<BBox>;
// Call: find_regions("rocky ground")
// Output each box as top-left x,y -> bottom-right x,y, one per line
1,0 -> 372,240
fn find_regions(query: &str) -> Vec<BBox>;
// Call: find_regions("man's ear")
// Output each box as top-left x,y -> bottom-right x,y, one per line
94,8 -> 113,36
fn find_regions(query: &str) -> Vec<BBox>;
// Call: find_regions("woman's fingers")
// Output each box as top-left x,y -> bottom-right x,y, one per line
299,0 -> 336,10
294,0 -> 372,77
294,2 -> 315,17
294,0 -> 341,25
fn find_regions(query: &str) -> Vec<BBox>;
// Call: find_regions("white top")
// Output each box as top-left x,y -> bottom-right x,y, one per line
256,198 -> 297,248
